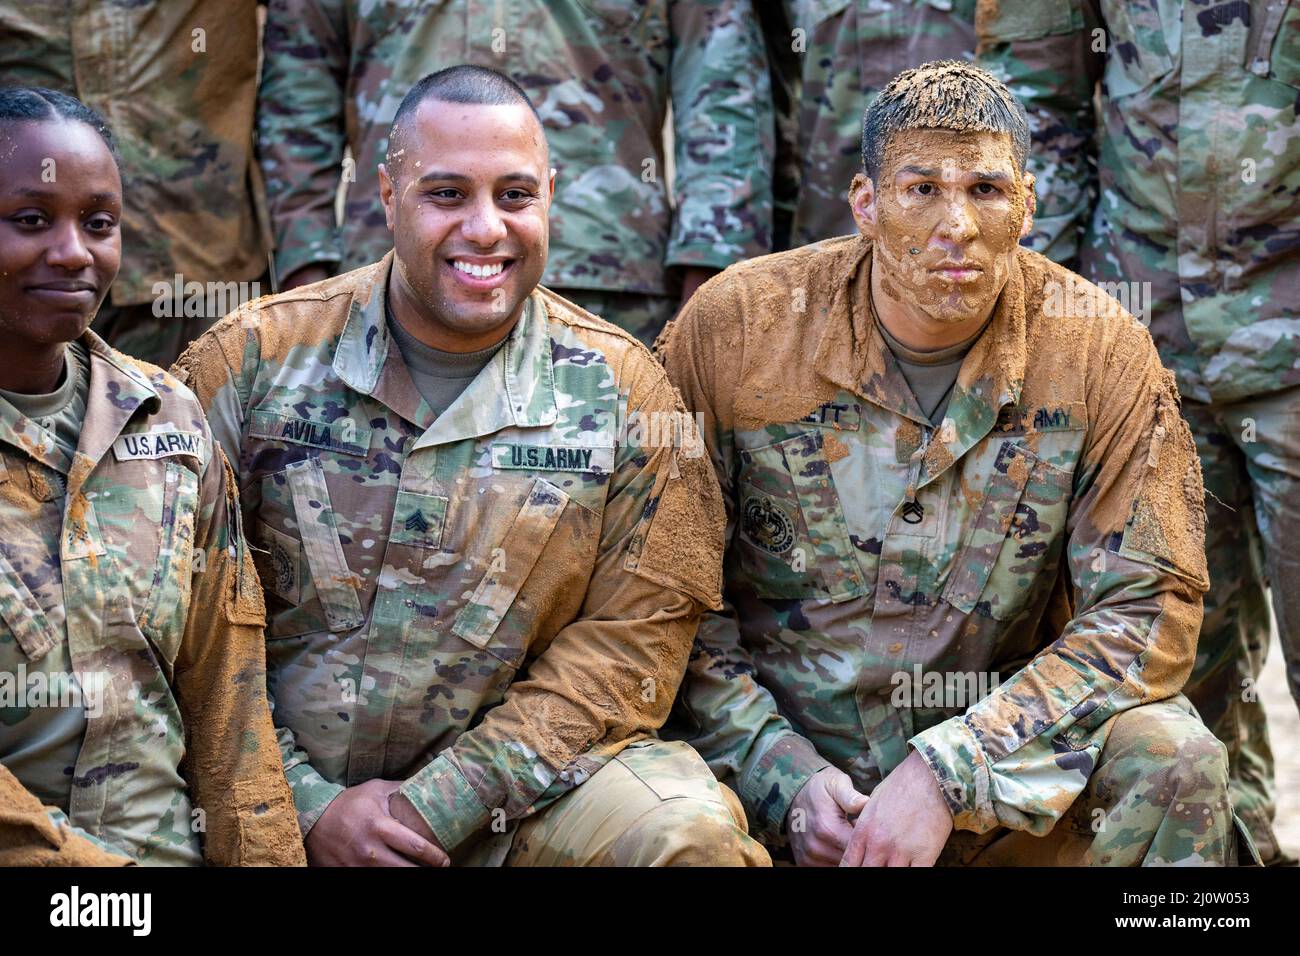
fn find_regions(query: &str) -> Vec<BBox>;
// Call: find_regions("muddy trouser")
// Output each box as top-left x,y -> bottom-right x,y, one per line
937,695 -> 1256,866
553,288 -> 678,350
1176,387 -> 1300,864
454,738 -> 771,866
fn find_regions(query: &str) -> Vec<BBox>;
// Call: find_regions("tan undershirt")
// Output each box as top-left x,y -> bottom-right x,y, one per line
874,308 -> 991,425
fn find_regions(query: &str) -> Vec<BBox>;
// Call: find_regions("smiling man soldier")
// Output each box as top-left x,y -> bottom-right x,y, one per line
658,60 -> 1249,866
174,65 -> 767,867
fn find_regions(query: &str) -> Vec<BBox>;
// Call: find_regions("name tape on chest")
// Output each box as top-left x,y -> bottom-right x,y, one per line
491,443 -> 615,474
799,402 -> 862,431
112,430 -> 205,462
248,410 -> 371,457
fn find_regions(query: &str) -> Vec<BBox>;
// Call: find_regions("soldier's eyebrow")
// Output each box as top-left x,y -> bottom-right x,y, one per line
415,171 -> 542,189
897,165 -> 939,178
5,186 -> 120,204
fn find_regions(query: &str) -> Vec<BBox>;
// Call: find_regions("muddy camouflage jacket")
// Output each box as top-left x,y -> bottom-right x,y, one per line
658,236 -> 1210,846
0,0 -> 266,307
976,0 -> 1300,404
257,0 -> 774,295
174,253 -> 725,851
0,334 -> 303,866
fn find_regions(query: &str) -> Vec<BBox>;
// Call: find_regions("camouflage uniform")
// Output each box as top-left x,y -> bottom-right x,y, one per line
256,0 -> 773,345
173,255 -> 769,866
0,0 -> 268,368
659,236 -> 1249,865
0,333 -> 303,867
976,0 -> 1300,863
764,0 -> 976,250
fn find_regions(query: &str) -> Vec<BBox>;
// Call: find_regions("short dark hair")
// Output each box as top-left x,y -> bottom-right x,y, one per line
385,65 -> 545,172
0,86 -> 122,172
860,61 -> 1029,182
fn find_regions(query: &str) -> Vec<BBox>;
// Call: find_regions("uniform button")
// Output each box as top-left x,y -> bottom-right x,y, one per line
1252,58 -> 1270,76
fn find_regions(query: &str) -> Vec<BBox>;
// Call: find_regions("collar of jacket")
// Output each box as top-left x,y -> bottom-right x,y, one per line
812,237 -> 1028,488
0,330 -> 161,487
331,251 -> 559,449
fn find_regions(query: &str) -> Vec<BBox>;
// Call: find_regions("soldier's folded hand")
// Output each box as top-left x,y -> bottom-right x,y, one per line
304,779 -> 449,867
786,766 -> 869,867
840,751 -> 952,867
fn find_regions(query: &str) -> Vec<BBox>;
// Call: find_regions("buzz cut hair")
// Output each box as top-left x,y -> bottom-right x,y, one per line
860,60 -> 1030,182
385,65 -> 546,172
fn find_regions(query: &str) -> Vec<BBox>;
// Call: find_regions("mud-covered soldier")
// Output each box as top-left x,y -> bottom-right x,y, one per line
977,0 -> 1300,866
257,0 -> 773,346
659,61 -> 1243,866
760,0 -> 976,251
0,89 -> 304,867
175,67 -> 768,867
0,1 -> 267,368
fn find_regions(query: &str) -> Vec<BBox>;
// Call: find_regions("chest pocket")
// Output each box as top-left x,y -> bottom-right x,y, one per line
735,431 -> 866,602
941,441 -> 1073,621
452,477 -> 569,664
136,461 -> 200,663
257,457 -> 367,637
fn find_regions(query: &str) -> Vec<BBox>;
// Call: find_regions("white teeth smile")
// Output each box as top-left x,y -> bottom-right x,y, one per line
452,260 -> 506,278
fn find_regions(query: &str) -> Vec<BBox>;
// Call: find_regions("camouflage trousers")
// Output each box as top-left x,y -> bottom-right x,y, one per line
937,695 -> 1249,866
555,288 -> 678,349
1179,386 -> 1300,865
456,738 -> 771,866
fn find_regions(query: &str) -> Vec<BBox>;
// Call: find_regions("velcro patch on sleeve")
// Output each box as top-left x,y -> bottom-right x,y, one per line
112,429 -> 206,461
491,443 -> 615,474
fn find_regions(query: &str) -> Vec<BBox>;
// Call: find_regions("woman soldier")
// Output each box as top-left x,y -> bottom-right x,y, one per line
0,88 -> 304,865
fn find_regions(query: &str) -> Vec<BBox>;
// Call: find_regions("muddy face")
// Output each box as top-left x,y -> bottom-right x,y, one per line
853,129 -> 1033,338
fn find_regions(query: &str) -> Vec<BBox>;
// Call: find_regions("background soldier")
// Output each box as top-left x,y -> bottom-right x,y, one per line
760,0 -> 975,251
258,0 -> 774,345
977,0 -> 1300,865
0,89 -> 302,867
176,68 -> 768,866
0,0 -> 268,368
660,61 -> 1241,866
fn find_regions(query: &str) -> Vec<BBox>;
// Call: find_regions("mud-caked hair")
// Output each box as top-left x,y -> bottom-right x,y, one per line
860,60 -> 1029,182
386,65 -> 547,174
0,86 -> 122,172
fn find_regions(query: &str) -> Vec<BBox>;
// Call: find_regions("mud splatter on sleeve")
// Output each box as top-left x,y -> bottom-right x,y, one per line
912,319 -> 1208,834
172,441 -> 306,866
659,278 -> 832,846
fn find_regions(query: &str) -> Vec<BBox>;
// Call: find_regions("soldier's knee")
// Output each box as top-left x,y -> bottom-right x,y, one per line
612,799 -> 771,867
1107,703 -> 1229,807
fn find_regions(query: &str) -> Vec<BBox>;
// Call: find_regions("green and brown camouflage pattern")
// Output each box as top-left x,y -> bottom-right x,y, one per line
257,0 -> 774,296
173,253 -> 727,853
0,333 -> 303,866
0,0 -> 266,309
658,236 -> 1235,864
766,0 -> 976,250
976,0 -> 1300,405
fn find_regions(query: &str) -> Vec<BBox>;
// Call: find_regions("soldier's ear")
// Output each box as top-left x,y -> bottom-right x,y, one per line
1019,172 -> 1036,240
378,163 -> 396,233
850,173 -> 878,240
548,167 -> 556,204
